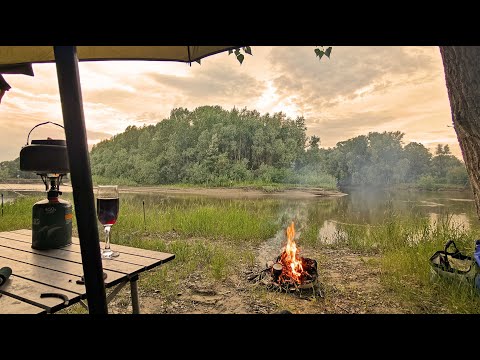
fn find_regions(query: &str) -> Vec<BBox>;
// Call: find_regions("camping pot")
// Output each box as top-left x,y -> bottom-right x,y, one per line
19,122 -> 69,174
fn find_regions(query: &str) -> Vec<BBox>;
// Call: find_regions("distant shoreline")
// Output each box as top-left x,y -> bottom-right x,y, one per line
0,182 -> 347,199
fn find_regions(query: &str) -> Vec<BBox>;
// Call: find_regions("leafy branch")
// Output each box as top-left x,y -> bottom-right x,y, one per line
227,46 -> 333,65
194,47 -> 252,65
314,46 -> 332,60
228,47 -> 253,64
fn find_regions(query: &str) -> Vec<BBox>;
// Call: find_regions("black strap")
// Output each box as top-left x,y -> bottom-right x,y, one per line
444,240 -> 459,255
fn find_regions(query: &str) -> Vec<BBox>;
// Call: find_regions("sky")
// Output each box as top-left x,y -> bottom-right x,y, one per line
0,46 -> 461,163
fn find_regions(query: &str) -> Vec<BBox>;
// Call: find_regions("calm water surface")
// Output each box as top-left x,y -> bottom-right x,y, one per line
3,187 -> 478,245
125,188 -> 479,250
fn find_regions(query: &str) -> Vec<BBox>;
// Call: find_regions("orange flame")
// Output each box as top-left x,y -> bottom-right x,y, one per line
280,221 -> 304,282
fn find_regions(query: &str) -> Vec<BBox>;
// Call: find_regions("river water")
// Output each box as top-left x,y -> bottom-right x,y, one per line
2,187 -> 478,247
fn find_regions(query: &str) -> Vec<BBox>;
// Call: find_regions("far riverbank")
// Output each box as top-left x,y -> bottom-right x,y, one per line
0,183 -> 347,199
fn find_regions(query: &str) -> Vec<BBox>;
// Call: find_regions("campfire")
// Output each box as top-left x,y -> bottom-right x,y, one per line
248,222 -> 321,297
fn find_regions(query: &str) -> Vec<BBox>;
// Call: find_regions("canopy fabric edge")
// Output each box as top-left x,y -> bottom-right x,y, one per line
0,46 -> 241,66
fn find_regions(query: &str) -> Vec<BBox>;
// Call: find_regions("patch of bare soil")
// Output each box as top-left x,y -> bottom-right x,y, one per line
107,246 -> 409,314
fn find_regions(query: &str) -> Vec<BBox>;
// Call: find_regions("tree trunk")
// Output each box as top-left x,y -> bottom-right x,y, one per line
440,46 -> 480,219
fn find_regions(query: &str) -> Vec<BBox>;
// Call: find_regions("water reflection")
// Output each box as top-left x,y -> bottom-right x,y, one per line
0,190 -> 35,204
318,220 -> 348,245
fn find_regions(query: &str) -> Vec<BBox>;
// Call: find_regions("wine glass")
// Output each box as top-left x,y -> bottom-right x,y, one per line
96,185 -> 120,259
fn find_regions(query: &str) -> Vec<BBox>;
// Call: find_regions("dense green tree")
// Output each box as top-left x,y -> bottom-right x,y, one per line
2,105 -> 468,190
446,166 -> 469,185
403,142 -> 432,182
430,152 -> 464,181
0,157 -> 38,180
89,106 -> 323,186
332,135 -> 370,185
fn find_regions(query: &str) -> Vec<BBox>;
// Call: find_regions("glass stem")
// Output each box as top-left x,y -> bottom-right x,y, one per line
104,225 -> 111,250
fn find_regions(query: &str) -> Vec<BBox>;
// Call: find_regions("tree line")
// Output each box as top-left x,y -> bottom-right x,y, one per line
0,105 -> 468,189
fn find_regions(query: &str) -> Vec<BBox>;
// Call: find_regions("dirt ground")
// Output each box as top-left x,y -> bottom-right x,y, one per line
4,183 -> 405,314
106,246 -> 409,315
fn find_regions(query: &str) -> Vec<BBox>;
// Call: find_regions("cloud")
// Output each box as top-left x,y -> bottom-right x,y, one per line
134,112 -> 167,124
266,46 -> 460,157
0,46 -> 462,162
145,62 -> 267,102
306,111 -> 395,147
267,46 -> 439,111
86,129 -> 114,142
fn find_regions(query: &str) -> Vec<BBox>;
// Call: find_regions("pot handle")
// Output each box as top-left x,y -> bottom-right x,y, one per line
26,121 -> 64,145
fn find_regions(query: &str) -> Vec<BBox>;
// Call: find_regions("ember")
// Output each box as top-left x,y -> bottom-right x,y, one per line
248,221 -> 321,297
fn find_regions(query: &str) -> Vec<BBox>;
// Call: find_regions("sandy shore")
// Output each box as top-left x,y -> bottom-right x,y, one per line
0,183 -> 347,199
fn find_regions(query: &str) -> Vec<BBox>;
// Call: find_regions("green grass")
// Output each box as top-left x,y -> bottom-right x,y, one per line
3,193 -> 480,314
108,198 -> 278,302
92,175 -> 138,186
0,195 -> 38,231
318,205 -> 480,313
114,197 -> 278,244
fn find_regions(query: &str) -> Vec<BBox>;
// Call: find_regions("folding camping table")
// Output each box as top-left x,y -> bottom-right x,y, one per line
0,229 -> 175,314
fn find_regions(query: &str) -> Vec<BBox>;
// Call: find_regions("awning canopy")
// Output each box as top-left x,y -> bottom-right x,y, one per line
0,46 -> 237,66
0,46 -> 238,68
0,46 -> 239,314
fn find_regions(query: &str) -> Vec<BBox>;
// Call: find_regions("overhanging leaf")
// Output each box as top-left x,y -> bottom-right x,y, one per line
325,47 -> 332,58
315,48 -> 324,59
237,54 -> 244,64
244,46 -> 252,55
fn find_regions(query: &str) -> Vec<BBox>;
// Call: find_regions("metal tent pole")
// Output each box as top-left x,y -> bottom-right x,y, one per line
54,46 -> 108,314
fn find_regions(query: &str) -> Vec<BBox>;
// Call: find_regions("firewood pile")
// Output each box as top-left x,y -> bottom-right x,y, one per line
247,255 -> 323,298
249,222 -> 323,298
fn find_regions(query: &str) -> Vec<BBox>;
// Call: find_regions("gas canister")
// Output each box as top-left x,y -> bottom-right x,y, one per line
32,197 -> 72,250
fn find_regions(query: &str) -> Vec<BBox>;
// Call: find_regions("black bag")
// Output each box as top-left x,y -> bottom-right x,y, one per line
429,240 -> 478,286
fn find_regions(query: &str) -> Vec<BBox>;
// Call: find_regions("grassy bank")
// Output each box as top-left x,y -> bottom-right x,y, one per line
304,208 -> 480,313
0,194 -> 279,310
2,194 -> 480,313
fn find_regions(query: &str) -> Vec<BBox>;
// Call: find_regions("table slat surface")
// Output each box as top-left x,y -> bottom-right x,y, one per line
0,233 -> 141,274
4,231 -> 168,267
0,274 -> 81,313
9,229 -> 174,264
0,256 -> 86,294
0,244 -> 126,284
0,229 -> 175,314
0,293 -> 46,314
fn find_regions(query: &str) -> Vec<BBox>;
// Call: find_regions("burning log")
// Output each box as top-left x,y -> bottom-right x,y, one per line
272,263 -> 283,282
248,221 -> 322,298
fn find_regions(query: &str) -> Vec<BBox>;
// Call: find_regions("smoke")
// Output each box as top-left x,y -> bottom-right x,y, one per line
256,201 -> 310,266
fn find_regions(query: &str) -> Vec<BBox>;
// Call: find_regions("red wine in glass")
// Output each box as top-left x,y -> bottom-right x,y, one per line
97,198 -> 119,225
96,185 -> 120,259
